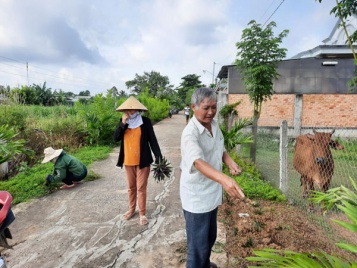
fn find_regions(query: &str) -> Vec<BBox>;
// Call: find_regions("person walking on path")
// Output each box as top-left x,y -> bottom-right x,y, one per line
114,96 -> 163,226
180,87 -> 245,268
42,147 -> 87,190
184,105 -> 190,124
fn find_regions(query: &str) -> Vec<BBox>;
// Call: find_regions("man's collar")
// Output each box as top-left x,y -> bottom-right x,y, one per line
191,115 -> 217,134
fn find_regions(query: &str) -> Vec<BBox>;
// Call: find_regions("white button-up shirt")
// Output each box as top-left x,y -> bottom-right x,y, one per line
180,115 -> 225,213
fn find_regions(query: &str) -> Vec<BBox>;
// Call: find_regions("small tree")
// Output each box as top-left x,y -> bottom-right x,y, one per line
235,20 -> 288,162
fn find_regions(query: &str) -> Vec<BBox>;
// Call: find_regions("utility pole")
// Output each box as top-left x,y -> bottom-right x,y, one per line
26,62 -> 29,86
212,61 -> 216,85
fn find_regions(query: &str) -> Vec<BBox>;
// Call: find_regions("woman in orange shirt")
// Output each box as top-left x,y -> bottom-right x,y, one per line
114,96 -> 162,225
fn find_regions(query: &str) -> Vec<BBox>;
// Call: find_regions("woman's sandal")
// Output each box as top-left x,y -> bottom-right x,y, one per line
139,215 -> 148,225
123,211 -> 135,220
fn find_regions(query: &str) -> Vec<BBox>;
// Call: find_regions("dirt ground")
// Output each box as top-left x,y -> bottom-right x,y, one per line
220,198 -> 357,268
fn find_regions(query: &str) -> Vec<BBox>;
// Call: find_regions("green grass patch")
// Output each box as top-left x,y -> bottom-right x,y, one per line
224,153 -> 286,202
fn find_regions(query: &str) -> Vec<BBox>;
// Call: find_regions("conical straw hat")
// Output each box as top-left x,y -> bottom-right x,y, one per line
115,96 -> 148,111
41,147 -> 63,163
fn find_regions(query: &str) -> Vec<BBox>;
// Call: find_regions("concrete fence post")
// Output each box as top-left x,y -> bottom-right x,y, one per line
280,120 -> 288,195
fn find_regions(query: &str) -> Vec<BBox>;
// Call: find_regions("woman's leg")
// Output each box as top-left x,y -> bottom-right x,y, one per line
124,165 -> 138,213
136,166 -> 150,216
62,166 -> 87,185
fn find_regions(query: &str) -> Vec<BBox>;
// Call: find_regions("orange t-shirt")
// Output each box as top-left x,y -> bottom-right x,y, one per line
123,127 -> 141,166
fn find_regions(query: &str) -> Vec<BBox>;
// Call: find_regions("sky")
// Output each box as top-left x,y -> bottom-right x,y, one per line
0,0 -> 338,95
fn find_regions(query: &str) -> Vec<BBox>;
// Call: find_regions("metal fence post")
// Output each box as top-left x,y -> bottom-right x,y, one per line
280,120 -> 288,195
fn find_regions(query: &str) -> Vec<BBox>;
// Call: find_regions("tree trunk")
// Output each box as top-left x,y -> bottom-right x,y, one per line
250,111 -> 259,163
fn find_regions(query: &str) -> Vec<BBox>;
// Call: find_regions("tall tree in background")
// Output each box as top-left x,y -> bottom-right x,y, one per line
125,71 -> 171,98
177,74 -> 204,105
235,20 -> 288,162
79,90 -> 91,96
32,82 -> 53,106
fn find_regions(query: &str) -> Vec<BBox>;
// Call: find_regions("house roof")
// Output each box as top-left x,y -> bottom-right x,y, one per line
290,14 -> 357,59
217,15 -> 357,79
217,64 -> 235,79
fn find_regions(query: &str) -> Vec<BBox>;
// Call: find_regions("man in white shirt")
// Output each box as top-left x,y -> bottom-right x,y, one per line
180,87 -> 245,268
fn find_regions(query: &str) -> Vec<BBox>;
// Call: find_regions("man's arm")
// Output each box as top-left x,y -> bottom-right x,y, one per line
193,159 -> 245,200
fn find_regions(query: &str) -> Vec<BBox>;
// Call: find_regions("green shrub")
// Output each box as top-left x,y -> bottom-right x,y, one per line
0,105 -> 27,131
224,153 -> 286,202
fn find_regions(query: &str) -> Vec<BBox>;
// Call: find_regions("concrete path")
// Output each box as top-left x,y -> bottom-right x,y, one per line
4,113 -> 227,268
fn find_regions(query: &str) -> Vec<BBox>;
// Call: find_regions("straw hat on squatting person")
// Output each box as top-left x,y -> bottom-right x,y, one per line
42,147 -> 87,190
114,96 -> 163,226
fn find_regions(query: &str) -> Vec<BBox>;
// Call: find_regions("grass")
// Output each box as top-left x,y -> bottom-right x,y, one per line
0,145 -> 113,204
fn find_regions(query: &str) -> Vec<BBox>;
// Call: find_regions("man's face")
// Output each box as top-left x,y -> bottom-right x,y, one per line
192,98 -> 217,126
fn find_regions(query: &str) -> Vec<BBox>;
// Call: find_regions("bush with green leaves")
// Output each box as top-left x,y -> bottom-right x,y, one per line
75,94 -> 117,145
220,118 -> 253,153
136,93 -> 170,123
224,153 -> 286,202
246,177 -> 357,267
0,105 -> 27,131
0,125 -> 28,164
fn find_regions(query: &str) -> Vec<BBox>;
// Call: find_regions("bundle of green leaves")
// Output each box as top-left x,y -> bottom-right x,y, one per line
151,156 -> 173,182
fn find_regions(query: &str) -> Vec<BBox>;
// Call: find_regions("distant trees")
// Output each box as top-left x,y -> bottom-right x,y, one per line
79,90 -> 91,96
0,69 -> 209,110
177,74 -> 204,105
2,83 -> 93,106
125,71 -> 172,98
11,82 -> 54,105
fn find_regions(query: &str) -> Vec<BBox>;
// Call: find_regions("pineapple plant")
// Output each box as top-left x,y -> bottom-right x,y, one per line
151,156 -> 173,182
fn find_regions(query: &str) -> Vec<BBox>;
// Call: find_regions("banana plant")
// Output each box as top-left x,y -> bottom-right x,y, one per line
0,125 -> 27,164
220,118 -> 253,153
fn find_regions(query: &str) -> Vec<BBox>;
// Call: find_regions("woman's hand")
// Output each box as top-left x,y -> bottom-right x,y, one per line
122,113 -> 129,124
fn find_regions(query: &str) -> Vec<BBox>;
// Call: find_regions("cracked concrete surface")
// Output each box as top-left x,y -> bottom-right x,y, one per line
4,114 -> 227,268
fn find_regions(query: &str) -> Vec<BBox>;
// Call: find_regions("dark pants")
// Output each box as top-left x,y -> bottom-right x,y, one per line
62,166 -> 87,185
183,207 -> 218,268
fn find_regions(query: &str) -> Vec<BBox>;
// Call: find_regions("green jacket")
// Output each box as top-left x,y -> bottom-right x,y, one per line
49,152 -> 86,183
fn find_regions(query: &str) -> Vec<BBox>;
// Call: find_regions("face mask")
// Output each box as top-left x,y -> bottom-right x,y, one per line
129,111 -> 139,119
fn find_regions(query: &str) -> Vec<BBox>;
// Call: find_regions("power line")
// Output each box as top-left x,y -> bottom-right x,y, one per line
262,0 -> 286,27
0,54 -> 114,91
259,0 -> 279,23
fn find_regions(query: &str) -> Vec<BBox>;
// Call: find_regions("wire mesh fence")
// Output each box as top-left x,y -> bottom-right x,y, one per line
238,121 -> 357,241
